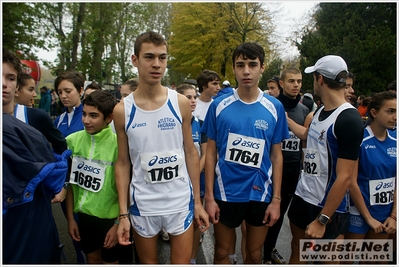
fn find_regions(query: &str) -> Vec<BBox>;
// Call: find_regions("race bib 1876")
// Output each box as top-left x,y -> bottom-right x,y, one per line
369,177 -> 395,205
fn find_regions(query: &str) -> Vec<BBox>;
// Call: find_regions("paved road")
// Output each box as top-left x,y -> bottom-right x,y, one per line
53,203 -> 292,264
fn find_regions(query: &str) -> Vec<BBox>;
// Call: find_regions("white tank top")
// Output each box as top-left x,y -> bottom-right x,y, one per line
124,88 -> 193,216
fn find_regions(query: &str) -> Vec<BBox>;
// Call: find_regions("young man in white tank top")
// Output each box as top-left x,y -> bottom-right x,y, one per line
113,31 -> 209,264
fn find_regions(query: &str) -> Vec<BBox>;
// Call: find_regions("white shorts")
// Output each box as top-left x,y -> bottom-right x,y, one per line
131,209 -> 194,238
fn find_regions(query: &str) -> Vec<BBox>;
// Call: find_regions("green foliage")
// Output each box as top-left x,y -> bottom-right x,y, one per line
297,3 -> 396,95
259,58 -> 283,91
168,2 -> 274,86
3,3 -> 47,58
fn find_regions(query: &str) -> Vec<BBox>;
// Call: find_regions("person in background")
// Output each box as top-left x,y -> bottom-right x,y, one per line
3,47 -> 70,264
357,95 -> 371,121
113,31 -> 209,264
267,76 -> 281,98
39,85 -> 52,114
202,42 -> 289,264
51,89 -> 59,119
83,81 -> 102,99
214,80 -> 234,99
120,78 -> 139,98
262,67 -> 309,264
54,70 -> 86,264
192,69 -> 220,121
288,55 -> 364,264
301,91 -> 316,113
16,73 -> 37,107
176,83 -> 208,264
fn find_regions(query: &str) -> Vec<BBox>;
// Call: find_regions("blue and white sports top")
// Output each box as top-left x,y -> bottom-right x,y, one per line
349,126 -> 396,221
201,89 -> 289,203
295,102 -> 361,213
124,88 -> 194,216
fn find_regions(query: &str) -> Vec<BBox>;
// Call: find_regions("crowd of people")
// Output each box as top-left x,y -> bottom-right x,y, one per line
2,31 -> 396,265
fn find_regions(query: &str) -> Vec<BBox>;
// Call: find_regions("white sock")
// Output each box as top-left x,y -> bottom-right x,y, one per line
229,254 -> 237,264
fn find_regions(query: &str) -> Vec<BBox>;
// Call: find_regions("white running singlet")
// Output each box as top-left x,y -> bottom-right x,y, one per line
124,88 -> 194,216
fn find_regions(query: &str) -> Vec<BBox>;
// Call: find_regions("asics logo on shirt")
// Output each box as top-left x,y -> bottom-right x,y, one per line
223,98 -> 232,106
365,144 -> 376,149
148,155 -> 178,166
232,137 -> 260,149
77,161 -> 100,174
375,181 -> 394,190
132,122 -> 146,129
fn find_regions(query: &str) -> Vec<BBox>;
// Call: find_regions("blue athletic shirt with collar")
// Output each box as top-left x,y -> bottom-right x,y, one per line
201,89 -> 289,203
349,126 -> 397,221
54,103 -> 84,137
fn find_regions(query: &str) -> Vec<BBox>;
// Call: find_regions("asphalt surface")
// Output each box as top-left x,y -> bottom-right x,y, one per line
52,203 -> 292,264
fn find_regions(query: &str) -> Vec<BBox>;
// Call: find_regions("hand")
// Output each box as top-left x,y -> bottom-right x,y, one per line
67,219 -> 81,242
365,216 -> 386,234
117,217 -> 132,245
51,188 -> 67,203
305,219 -> 326,239
263,200 -> 280,227
195,203 -> 210,232
104,224 -> 119,248
204,198 -> 220,224
383,217 -> 396,235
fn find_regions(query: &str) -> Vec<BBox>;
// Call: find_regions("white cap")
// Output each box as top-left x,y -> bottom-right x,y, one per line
222,80 -> 230,86
304,55 -> 348,82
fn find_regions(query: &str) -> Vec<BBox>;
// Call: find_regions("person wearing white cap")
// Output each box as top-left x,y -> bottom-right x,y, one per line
287,55 -> 364,264
213,79 -> 234,99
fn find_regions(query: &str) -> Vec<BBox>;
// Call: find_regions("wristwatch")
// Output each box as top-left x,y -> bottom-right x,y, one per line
63,182 -> 70,190
317,213 -> 330,225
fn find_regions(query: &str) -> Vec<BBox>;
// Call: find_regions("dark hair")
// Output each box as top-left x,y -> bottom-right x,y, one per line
54,70 -> 85,94
86,81 -> 102,91
176,83 -> 195,95
314,71 -> 348,90
367,91 -> 396,121
386,80 -> 396,92
82,90 -> 118,120
123,78 -> 139,92
134,31 -> 167,58
3,48 -> 23,86
19,73 -> 35,90
232,42 -> 265,66
196,70 -> 220,93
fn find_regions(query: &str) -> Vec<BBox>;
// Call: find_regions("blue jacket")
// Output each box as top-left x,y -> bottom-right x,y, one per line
54,103 -> 84,137
3,114 -> 71,263
39,90 -> 52,112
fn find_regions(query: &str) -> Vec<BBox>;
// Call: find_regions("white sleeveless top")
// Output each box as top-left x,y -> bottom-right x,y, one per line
124,88 -> 194,216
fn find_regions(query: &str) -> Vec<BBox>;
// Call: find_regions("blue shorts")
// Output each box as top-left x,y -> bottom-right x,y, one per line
348,213 -> 387,234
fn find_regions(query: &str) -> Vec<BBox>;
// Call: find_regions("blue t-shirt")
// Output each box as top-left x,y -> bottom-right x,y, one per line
201,89 -> 289,202
350,126 -> 397,221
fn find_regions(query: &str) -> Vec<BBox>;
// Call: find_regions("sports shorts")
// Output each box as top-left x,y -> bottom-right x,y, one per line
78,212 -> 120,263
288,194 -> 349,239
131,209 -> 193,238
215,199 -> 269,228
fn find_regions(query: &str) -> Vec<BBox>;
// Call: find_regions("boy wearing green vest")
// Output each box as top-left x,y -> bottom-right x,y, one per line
65,90 -> 121,264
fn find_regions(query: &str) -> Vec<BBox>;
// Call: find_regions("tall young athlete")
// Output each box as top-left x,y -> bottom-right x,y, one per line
345,91 -> 396,264
202,42 -> 289,264
262,67 -> 309,264
287,55 -> 364,264
113,31 -> 209,264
